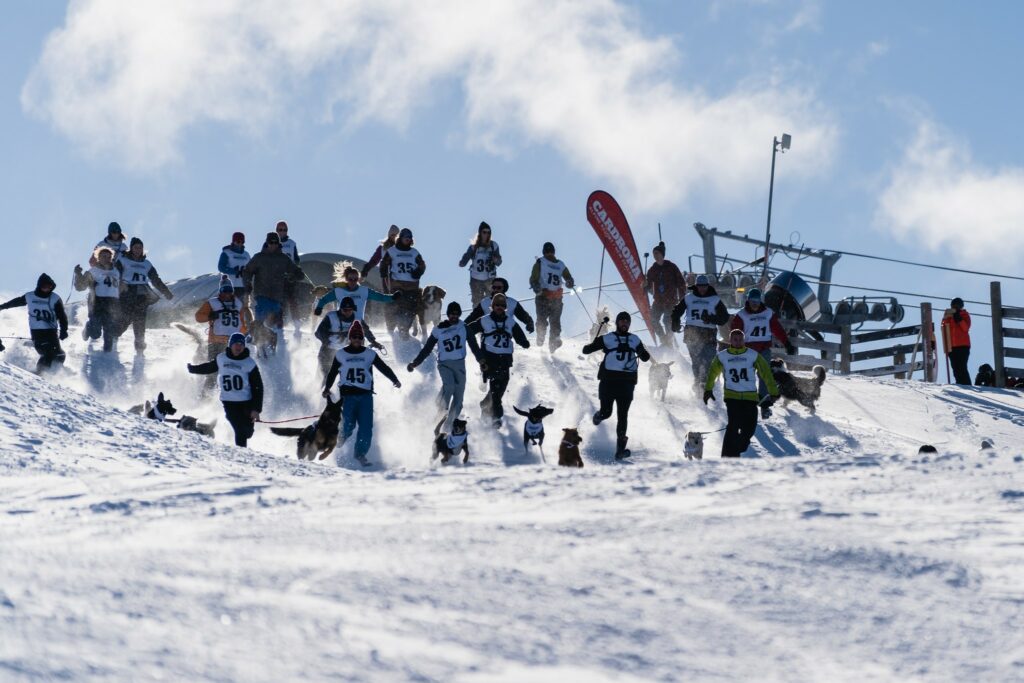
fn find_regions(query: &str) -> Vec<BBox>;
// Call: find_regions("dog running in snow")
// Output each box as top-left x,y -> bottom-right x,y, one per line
129,392 -> 216,437
433,417 -> 470,464
414,285 -> 447,339
770,359 -> 827,414
648,359 -> 674,401
270,395 -> 342,461
558,428 -> 584,468
683,431 -> 704,460
513,404 -> 555,456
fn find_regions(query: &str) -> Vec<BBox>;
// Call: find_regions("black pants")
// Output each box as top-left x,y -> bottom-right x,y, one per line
223,400 -> 256,447
119,292 -> 150,347
535,297 -> 563,346
31,329 -> 66,373
950,346 -> 971,385
722,399 -> 758,457
597,379 -> 635,439
480,353 -> 512,420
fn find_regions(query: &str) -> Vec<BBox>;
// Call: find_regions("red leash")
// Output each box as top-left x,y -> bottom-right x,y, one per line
257,414 -> 320,424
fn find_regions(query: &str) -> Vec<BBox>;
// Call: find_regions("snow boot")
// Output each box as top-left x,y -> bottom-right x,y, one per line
549,338 -> 562,353
614,436 -> 630,460
592,411 -> 604,426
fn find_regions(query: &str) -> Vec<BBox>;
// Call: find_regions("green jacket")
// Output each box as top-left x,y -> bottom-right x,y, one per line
705,347 -> 779,402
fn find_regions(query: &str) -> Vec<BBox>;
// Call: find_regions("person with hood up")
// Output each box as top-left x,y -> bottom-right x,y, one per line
242,231 -> 307,348
408,300 -> 481,433
195,277 -> 253,391
74,247 -> 122,352
583,311 -> 651,459
314,261 -> 396,321
116,237 -> 174,352
729,287 -> 794,418
458,221 -> 502,307
90,221 -> 128,265
0,273 -> 69,373
323,320 -> 402,466
314,296 -> 383,378
379,227 -> 426,337
361,225 -> 400,280
528,241 -> 574,352
464,277 -> 535,332
643,241 -> 687,346
187,333 -> 263,447
218,231 -> 251,305
703,328 -> 779,457
466,293 -> 530,427
942,297 -> 972,385
671,274 -> 731,395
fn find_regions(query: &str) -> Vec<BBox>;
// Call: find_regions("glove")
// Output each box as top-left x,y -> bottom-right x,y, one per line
314,307 -> 323,316
759,394 -> 777,407
74,264 -> 83,274
785,341 -> 797,355
392,380 -> 402,389
526,323 -> 535,334
370,340 -> 383,351
702,390 -> 714,405
479,361 -> 489,375
700,310 -> 711,324
406,363 -> 415,372
59,329 -> 68,340
532,285 -> 541,294
671,320 -> 681,334
187,363 -> 196,372
250,411 -> 261,423
952,310 -> 962,323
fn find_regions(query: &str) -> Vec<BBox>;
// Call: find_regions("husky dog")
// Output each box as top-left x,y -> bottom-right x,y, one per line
270,395 -> 343,461
683,431 -> 704,460
433,417 -> 470,464
648,360 -> 674,401
558,428 -> 584,468
770,358 -> 827,414
513,404 -> 555,455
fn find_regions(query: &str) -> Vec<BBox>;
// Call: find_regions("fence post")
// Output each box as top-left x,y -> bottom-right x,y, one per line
921,302 -> 935,382
894,351 -> 906,380
991,281 -> 1005,388
840,325 -> 852,374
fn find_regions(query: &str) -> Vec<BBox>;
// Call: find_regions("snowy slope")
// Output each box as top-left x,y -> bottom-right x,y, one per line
1,315 -> 1024,682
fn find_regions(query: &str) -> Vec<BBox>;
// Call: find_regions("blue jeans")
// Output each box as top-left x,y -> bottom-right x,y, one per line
342,392 -> 374,457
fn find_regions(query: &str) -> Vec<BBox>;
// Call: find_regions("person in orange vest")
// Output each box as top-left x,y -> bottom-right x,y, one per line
942,297 -> 972,385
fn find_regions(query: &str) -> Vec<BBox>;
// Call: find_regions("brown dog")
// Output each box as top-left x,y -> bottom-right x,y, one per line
558,428 -> 584,468
415,285 -> 447,338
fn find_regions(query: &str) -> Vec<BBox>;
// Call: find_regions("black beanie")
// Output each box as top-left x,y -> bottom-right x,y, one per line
951,297 -> 964,309
130,237 -> 143,248
447,301 -> 462,316
616,311 -> 631,323
542,242 -> 555,254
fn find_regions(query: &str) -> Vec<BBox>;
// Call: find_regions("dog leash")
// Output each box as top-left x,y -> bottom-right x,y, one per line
696,426 -> 728,435
257,414 -> 320,424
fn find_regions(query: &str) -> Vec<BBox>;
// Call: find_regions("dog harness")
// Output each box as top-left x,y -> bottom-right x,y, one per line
446,432 -> 467,451
524,420 -> 544,442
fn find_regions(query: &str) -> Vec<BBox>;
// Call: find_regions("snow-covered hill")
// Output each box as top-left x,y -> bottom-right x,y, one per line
1,316 -> 1023,681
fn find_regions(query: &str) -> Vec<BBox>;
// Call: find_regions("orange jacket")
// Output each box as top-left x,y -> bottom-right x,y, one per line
941,308 -> 971,349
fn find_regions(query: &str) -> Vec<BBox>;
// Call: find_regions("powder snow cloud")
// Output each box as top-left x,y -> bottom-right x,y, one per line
876,120 -> 1024,265
22,0 -> 838,212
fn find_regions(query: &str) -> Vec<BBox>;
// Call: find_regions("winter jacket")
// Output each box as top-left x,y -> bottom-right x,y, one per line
729,303 -> 790,352
670,284 -> 730,331
644,260 -> 687,306
117,253 -> 174,299
0,274 -> 69,335
942,309 -> 971,349
705,346 -> 779,402
243,248 -> 306,302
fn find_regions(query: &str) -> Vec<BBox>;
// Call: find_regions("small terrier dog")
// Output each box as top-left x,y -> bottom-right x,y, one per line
558,428 -> 584,468
683,432 -> 704,460
513,404 -> 555,455
433,417 -> 470,464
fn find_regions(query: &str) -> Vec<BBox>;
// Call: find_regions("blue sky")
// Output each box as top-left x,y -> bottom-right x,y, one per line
3,1 -> 1023,367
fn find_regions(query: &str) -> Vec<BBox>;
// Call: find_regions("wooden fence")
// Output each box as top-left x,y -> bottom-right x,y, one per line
990,281 -> 1024,387
781,303 -> 937,381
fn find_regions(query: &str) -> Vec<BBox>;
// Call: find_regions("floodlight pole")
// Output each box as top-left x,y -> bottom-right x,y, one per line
761,134 -> 790,282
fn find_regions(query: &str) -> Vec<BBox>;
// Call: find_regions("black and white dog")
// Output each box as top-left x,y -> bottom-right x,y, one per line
433,417 -> 470,464
130,392 -> 216,437
770,359 -> 827,414
270,395 -> 343,461
513,404 -> 555,455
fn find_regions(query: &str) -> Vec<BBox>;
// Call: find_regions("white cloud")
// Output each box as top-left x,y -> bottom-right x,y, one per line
23,0 -> 838,212
876,120 -> 1024,264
